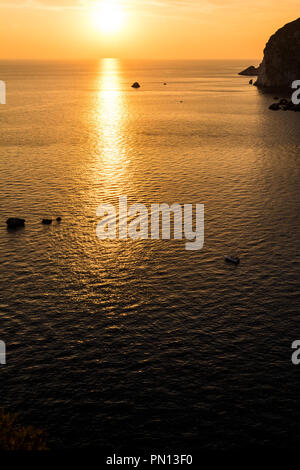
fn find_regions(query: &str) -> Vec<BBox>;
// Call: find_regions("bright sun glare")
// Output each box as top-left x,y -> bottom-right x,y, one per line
93,1 -> 125,34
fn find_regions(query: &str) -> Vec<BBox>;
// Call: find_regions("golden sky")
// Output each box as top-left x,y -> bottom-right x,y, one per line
0,0 -> 299,60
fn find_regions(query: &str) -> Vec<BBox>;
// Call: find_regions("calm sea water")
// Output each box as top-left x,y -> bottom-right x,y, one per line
0,59 -> 300,450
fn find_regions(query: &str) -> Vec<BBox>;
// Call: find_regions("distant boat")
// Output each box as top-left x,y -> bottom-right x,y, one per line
225,255 -> 240,265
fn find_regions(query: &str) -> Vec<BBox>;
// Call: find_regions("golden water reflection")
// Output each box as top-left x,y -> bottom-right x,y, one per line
96,58 -> 129,190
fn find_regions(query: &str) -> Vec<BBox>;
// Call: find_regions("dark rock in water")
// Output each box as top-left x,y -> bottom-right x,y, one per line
249,79 -> 253,84
131,82 -> 140,89
42,219 -> 52,225
56,217 -> 62,222
256,17 -> 300,91
238,66 -> 260,76
269,103 -> 281,110
6,218 -> 25,229
269,99 -> 300,112
164,83 -> 167,85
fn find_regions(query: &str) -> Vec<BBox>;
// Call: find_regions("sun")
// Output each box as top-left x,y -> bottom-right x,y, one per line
92,1 -> 125,34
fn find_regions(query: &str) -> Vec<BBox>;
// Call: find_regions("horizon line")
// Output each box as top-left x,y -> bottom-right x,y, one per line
0,57 -> 262,62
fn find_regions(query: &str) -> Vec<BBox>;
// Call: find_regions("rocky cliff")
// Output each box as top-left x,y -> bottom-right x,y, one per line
256,17 -> 300,91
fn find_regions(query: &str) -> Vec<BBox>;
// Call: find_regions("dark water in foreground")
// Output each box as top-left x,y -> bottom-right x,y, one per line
0,60 -> 300,450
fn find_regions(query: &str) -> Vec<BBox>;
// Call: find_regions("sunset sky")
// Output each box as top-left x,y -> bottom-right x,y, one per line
0,0 -> 299,60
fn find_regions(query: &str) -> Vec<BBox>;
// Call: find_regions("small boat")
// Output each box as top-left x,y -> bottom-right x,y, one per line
225,255 -> 240,265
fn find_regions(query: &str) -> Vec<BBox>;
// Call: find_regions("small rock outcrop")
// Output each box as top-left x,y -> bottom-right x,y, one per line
42,219 -> 52,225
56,217 -> 62,222
238,66 -> 260,76
269,98 -> 300,112
6,218 -> 25,229
256,17 -> 300,91
131,82 -> 141,89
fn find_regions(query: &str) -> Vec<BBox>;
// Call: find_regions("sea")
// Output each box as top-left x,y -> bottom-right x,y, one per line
0,59 -> 300,450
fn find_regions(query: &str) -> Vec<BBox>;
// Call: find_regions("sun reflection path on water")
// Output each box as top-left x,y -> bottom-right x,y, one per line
86,58 -> 142,274
95,58 -> 129,192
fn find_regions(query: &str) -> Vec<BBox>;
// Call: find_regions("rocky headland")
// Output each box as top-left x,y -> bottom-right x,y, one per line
239,17 -> 300,92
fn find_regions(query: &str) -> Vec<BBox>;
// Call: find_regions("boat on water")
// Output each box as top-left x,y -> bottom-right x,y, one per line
225,255 -> 240,265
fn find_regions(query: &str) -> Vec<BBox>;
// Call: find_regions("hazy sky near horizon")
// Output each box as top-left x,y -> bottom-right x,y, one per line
0,0 -> 299,60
